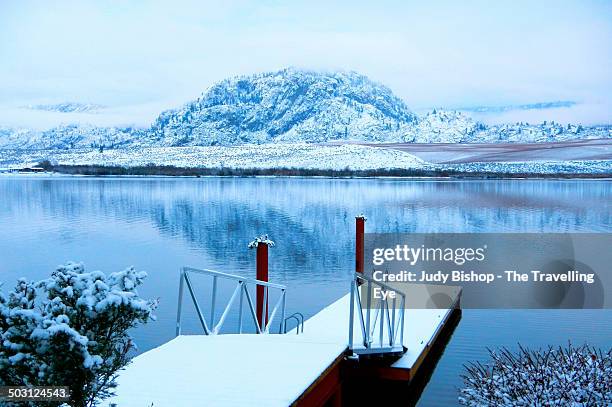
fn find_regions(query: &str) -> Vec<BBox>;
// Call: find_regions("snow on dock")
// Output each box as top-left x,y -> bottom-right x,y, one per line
105,334 -> 345,407
107,289 -> 459,406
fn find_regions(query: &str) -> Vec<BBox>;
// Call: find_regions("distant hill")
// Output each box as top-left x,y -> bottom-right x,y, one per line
0,124 -> 140,150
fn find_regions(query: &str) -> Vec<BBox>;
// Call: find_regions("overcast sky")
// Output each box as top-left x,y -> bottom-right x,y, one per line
0,0 -> 610,127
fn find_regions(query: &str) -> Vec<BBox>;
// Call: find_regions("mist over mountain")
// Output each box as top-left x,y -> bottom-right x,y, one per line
456,101 -> 577,114
0,69 -> 609,150
25,102 -> 105,113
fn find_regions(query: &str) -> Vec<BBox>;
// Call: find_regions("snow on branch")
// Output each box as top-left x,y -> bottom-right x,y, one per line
459,343 -> 611,406
0,261 -> 157,406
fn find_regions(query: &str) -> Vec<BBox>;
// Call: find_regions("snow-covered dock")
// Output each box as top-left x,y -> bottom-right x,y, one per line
106,289 -> 460,407
105,334 -> 345,406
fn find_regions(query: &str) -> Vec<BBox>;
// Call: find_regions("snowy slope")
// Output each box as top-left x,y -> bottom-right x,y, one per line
149,68 -> 417,146
3,144 -> 610,175
405,110 -> 484,143
0,124 -> 143,150
0,143 -> 426,171
404,110 -> 610,143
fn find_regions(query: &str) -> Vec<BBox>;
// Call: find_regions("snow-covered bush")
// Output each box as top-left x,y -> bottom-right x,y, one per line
0,262 -> 157,407
459,344 -> 611,406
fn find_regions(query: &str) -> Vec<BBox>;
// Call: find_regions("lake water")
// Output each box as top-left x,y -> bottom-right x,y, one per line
1,176 -> 611,406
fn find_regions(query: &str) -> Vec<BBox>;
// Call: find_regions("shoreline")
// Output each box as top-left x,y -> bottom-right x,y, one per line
4,163 -> 611,180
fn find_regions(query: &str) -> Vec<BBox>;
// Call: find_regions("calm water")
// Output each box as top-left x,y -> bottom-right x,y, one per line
1,176 -> 611,406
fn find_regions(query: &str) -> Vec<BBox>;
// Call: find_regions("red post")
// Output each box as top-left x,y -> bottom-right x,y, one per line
256,243 -> 269,327
249,235 -> 274,329
356,215 -> 366,274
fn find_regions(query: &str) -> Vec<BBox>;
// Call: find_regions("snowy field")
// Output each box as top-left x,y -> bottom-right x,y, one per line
0,143 -> 427,171
1,142 -> 611,175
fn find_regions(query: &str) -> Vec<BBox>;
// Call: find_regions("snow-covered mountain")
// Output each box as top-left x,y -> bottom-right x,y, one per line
0,69 -> 609,150
149,68 -> 417,145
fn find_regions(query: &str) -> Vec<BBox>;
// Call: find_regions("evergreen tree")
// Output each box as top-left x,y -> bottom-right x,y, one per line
0,263 -> 157,407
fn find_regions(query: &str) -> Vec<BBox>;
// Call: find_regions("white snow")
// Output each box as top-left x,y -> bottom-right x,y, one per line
105,335 -> 345,407
248,234 -> 275,248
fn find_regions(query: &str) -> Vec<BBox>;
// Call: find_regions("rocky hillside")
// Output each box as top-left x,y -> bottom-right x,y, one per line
149,68 -> 417,146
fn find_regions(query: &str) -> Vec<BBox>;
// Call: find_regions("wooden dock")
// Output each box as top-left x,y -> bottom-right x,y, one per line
106,288 -> 461,406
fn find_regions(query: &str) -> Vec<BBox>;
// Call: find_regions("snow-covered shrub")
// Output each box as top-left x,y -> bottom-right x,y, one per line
459,344 -> 611,406
0,262 -> 157,407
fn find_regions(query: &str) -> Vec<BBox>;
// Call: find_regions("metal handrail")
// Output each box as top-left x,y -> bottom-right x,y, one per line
348,272 -> 406,355
183,267 -> 287,289
283,312 -> 305,334
176,267 -> 287,336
